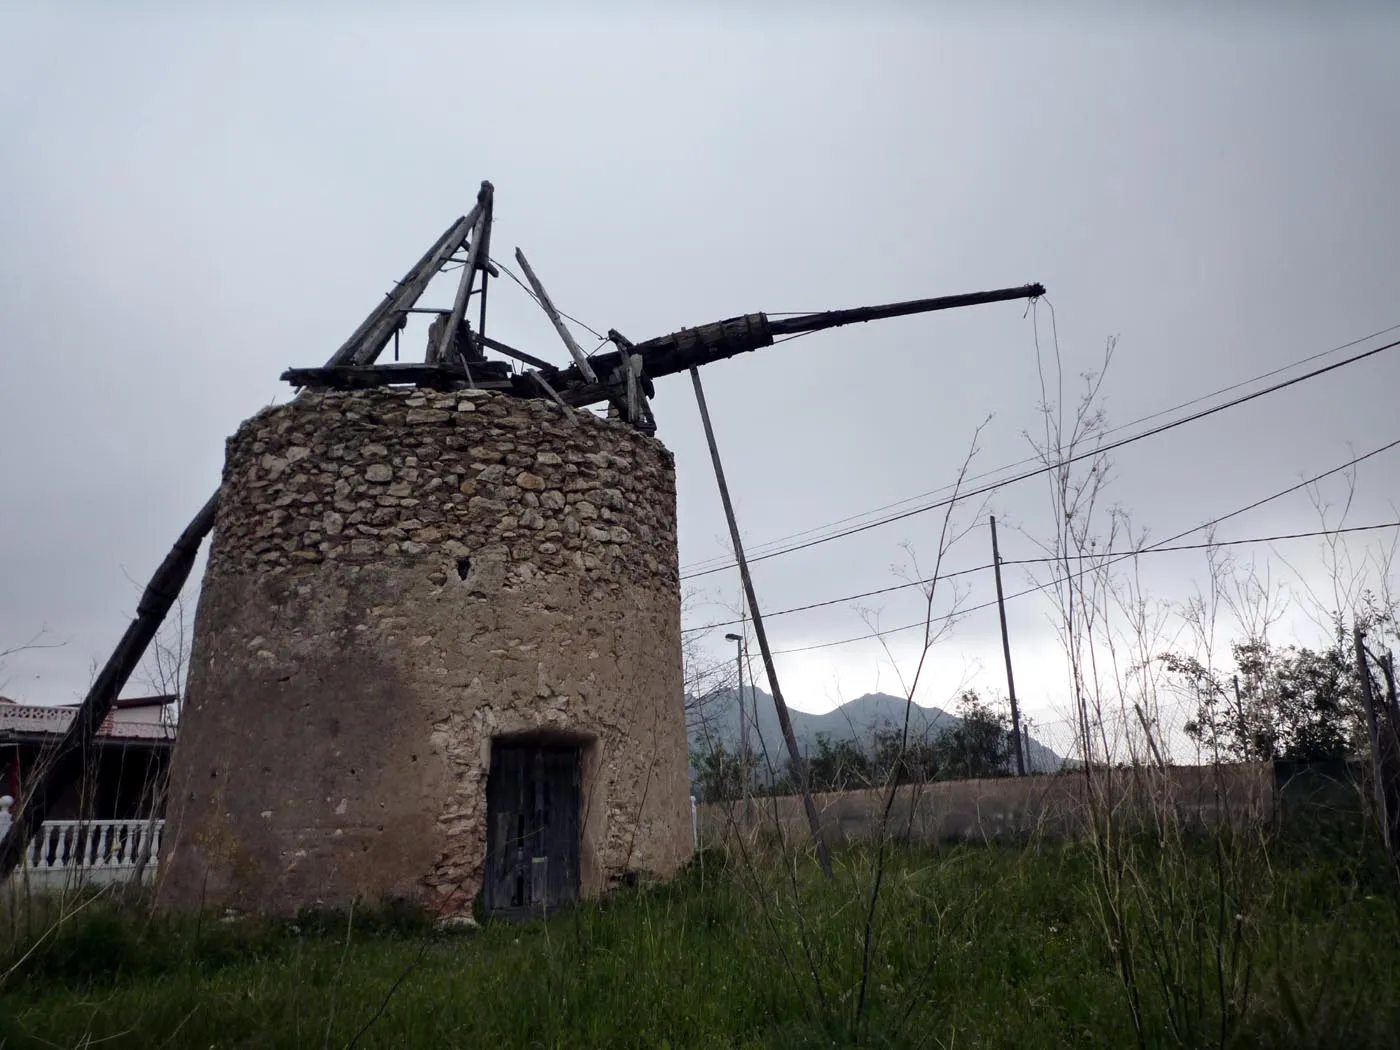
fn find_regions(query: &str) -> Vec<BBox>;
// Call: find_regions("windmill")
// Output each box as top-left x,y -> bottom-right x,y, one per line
0,179 -> 1043,882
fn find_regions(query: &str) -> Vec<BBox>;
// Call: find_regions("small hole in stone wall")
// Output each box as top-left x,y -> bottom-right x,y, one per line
349,768 -> 357,776
456,557 -> 472,580
410,754 -> 418,762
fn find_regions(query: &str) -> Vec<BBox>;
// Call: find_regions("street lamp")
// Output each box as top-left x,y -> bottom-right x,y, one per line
724,632 -> 749,800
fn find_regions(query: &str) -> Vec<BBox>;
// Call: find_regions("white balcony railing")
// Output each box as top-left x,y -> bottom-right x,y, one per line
0,796 -> 164,889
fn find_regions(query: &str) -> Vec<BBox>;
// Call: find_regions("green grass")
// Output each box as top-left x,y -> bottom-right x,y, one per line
1,830 -> 1397,1049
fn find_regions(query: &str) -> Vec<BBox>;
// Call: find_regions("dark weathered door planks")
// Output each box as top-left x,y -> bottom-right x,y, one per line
484,742 -> 581,916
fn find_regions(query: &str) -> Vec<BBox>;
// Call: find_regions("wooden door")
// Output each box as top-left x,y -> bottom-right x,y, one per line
484,743 -> 581,916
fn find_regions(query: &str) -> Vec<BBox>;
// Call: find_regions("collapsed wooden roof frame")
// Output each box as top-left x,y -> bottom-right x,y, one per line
0,179 -> 1044,881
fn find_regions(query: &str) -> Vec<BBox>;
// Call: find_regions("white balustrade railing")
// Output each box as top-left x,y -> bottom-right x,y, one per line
0,795 -> 164,887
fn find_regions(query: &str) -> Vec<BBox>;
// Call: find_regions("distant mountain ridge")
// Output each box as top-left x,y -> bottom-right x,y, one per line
687,687 -> 1065,780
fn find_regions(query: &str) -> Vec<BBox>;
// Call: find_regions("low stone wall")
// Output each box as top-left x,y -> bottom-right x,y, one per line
697,764 -> 1276,847
159,388 -> 693,918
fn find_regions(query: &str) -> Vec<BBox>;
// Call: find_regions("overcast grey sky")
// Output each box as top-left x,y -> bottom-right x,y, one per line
3,6 -> 1399,754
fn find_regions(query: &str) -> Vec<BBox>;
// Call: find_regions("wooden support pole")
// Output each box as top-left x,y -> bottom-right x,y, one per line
513,247 -> 599,383
433,186 -> 494,371
689,367 -> 832,878
1355,626 -> 1393,857
476,194 -> 493,345
1382,651 -> 1400,728
0,493 -> 219,880
513,247 -> 635,423
625,355 -> 641,421
478,336 -> 555,372
329,211 -> 477,368
1133,703 -> 1167,771
526,370 -> 579,428
990,516 -> 1026,776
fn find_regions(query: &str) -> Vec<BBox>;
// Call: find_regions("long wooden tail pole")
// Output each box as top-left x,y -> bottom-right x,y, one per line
551,283 -> 1046,408
689,366 -> 833,878
0,493 -> 219,879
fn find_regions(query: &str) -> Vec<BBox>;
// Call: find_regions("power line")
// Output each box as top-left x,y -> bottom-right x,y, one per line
679,434 -> 1400,637
679,324 -> 1400,578
684,514 -> 1400,637
764,520 -> 1400,655
490,255 -> 607,341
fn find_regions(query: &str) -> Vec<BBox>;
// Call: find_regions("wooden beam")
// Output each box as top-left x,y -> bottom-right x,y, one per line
526,370 -> 580,428
432,184 -> 494,372
625,355 -> 640,421
1356,626 -> 1394,858
283,362 -> 512,391
326,215 -> 468,366
330,212 -> 477,368
475,191 -> 494,345
512,247 -> 600,383
479,334 -> 556,372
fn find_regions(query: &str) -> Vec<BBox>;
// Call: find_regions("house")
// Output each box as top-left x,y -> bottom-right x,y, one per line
0,694 -> 176,819
0,694 -> 177,889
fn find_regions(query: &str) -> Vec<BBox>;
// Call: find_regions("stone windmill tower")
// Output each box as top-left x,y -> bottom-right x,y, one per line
0,180 -> 1043,918
159,183 -> 694,919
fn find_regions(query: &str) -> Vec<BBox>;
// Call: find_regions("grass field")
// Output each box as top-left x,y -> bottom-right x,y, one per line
2,824 -> 1397,1049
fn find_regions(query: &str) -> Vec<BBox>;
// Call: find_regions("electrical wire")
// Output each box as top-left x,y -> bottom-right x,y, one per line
762,520 -> 1400,655
680,334 -> 1400,582
490,256 -> 607,341
679,321 -> 1400,577
685,518 -> 1400,637
681,433 -> 1400,638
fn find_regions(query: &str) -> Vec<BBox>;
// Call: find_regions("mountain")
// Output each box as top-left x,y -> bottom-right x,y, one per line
686,687 -> 1066,782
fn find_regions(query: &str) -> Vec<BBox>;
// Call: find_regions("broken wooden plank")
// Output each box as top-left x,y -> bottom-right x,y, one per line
329,211 -> 477,368
327,214 -> 468,365
432,183 -> 494,371
525,370 -> 580,428
512,247 -> 600,383
282,362 -> 511,391
480,335 -> 556,372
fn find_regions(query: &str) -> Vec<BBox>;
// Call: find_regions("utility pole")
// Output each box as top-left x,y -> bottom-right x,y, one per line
990,516 -> 1026,776
691,367 -> 833,878
1355,625 -> 1393,857
1382,650 -> 1400,728
724,631 -> 749,807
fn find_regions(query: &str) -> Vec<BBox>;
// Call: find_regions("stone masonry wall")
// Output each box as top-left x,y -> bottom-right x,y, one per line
157,388 -> 693,918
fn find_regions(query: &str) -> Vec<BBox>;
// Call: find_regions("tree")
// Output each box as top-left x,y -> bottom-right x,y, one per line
869,722 -> 942,786
802,734 -> 874,793
0,629 -> 66,701
691,742 -> 748,803
930,691 -> 1016,781
1164,636 -> 1364,762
